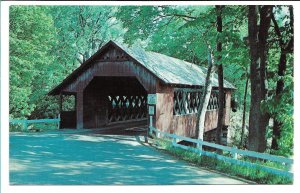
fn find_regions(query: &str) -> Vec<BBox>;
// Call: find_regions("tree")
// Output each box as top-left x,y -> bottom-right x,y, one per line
195,45 -> 217,141
248,5 -> 273,152
9,6 -> 126,120
269,6 -> 294,150
116,6 -> 251,142
50,6 -> 124,70
9,6 -> 58,119
215,5 -> 225,144
117,6 -> 220,140
31,6 -> 125,119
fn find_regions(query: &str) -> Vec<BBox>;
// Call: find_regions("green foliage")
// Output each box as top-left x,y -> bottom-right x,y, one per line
9,122 -> 58,132
62,95 -> 75,111
261,6 -> 294,156
117,6 -> 250,101
9,5 -> 293,158
50,6 -> 124,68
262,71 -> 294,156
9,6 -> 125,120
9,6 -> 58,119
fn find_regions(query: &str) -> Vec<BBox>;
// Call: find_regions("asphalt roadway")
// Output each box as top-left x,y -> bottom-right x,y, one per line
9,127 -> 247,185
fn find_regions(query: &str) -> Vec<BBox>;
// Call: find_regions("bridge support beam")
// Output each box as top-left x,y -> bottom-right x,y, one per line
76,91 -> 83,129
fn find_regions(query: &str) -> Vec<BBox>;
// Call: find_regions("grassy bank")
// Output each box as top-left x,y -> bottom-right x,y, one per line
154,138 -> 292,184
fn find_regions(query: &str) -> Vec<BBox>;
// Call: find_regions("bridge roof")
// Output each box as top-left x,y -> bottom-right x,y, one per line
114,41 -> 235,89
49,40 -> 235,95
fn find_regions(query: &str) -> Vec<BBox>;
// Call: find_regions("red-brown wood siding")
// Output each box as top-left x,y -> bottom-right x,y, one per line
155,88 -> 232,138
63,61 -> 157,94
76,91 -> 83,129
57,46 -> 233,132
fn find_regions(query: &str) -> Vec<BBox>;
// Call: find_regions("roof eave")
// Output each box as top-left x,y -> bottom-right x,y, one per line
47,40 -> 117,96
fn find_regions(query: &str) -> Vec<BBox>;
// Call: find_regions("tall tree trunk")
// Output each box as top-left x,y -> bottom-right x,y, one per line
248,5 -> 272,152
195,46 -> 217,140
257,5 -> 272,151
248,5 -> 260,151
216,5 -> 224,145
240,74 -> 249,148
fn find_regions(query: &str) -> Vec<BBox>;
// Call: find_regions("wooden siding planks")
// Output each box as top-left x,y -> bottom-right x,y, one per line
63,61 -> 157,94
155,87 -> 232,138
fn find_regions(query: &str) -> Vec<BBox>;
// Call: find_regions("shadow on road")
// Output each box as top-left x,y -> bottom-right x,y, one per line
9,131 -> 246,185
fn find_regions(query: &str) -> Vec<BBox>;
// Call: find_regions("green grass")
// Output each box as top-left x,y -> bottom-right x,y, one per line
155,138 -> 292,184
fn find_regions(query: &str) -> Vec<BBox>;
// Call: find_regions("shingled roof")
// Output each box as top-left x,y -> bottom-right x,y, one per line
49,40 -> 235,95
115,41 -> 235,89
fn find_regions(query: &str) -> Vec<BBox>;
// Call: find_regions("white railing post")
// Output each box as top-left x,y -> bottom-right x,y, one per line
197,141 -> 203,156
57,114 -> 61,129
232,145 -> 238,159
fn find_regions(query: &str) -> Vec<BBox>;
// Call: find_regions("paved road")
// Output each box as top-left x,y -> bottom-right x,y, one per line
10,129 -> 247,185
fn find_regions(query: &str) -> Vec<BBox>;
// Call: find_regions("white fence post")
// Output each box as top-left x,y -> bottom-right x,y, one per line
232,145 -> 238,159
57,114 -> 60,129
197,142 -> 203,156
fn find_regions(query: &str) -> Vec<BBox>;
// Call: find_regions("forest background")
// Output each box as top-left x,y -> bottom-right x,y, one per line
9,5 -> 294,157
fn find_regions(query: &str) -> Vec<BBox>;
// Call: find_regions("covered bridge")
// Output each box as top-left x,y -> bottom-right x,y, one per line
49,40 -> 235,140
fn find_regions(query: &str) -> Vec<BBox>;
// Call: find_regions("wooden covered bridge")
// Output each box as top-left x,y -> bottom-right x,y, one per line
48,40 -> 235,140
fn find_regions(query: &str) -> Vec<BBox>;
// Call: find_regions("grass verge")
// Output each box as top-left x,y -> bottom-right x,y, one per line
154,138 -> 292,184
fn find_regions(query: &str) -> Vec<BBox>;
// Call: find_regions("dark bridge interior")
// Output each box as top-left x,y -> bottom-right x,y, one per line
82,76 -> 148,129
